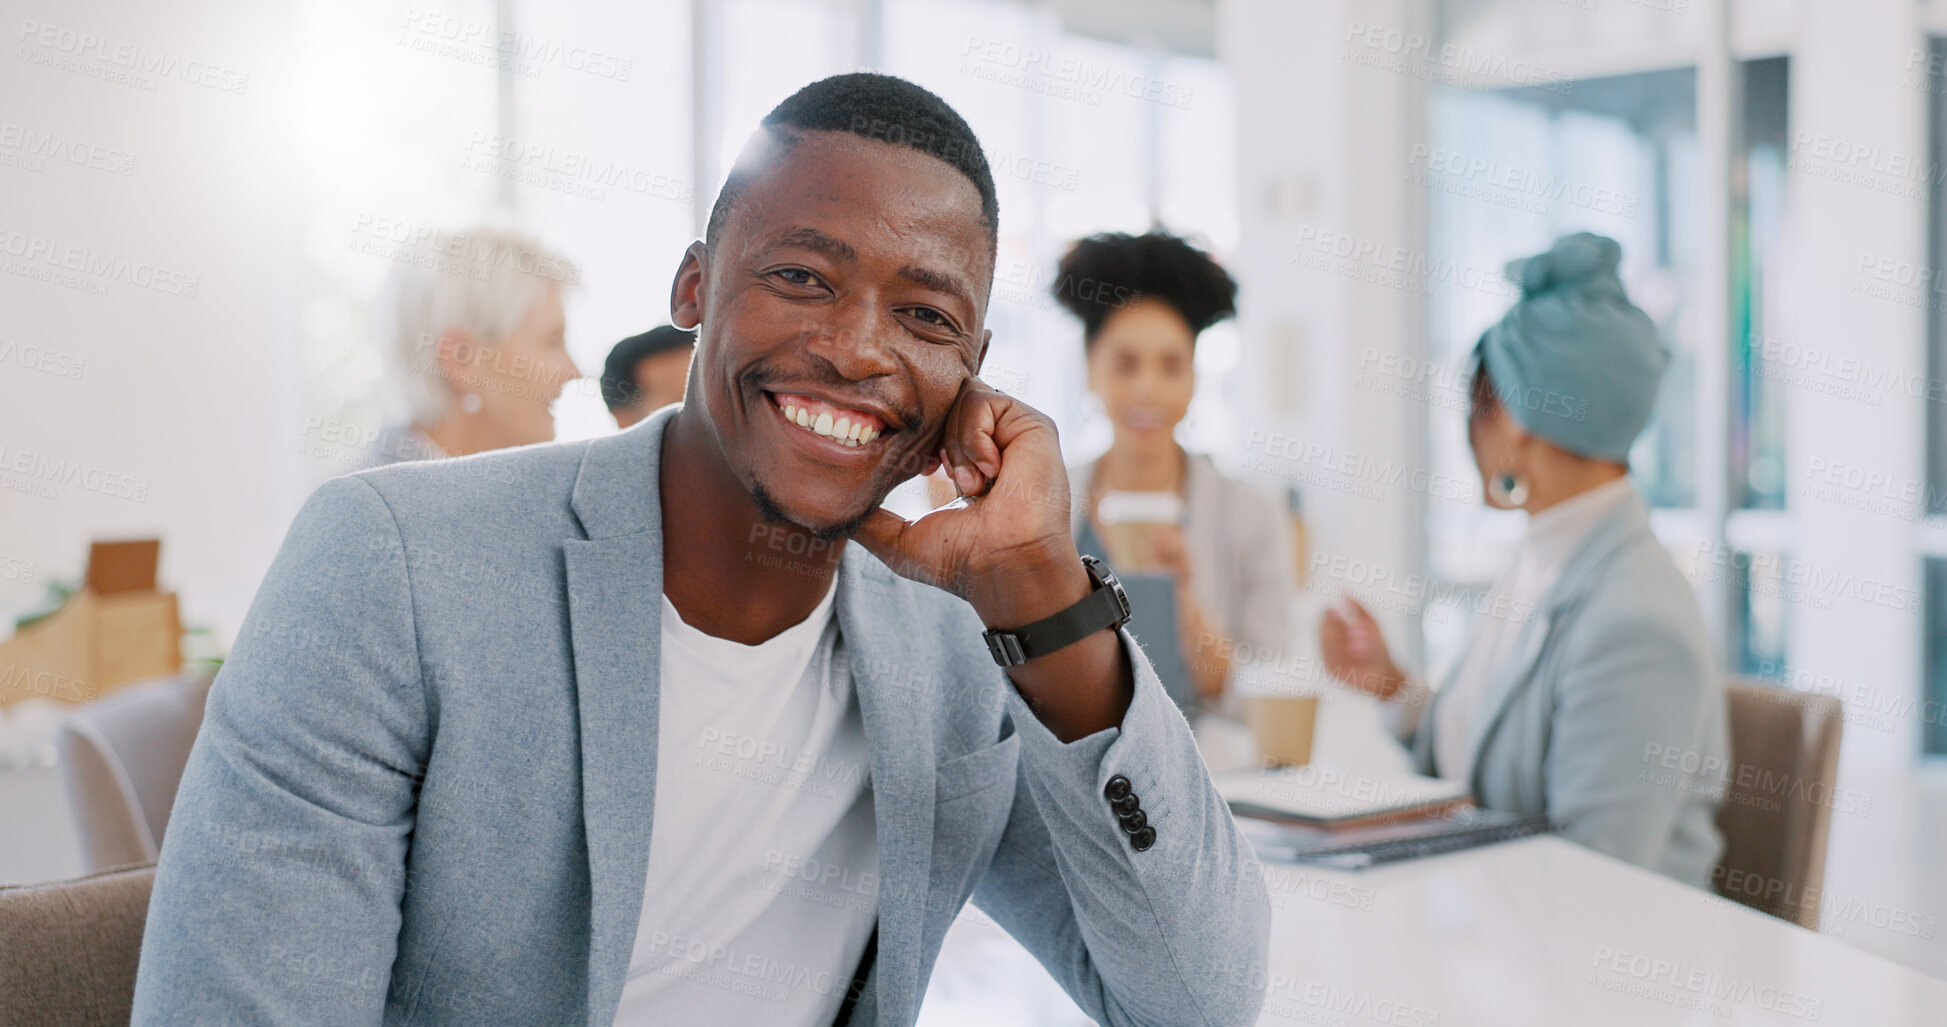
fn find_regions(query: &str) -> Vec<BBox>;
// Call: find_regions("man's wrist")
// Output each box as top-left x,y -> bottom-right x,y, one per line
966,540 -> 1092,630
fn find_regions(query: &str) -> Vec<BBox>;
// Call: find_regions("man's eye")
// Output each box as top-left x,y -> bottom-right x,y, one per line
904,306 -> 951,328
774,268 -> 820,287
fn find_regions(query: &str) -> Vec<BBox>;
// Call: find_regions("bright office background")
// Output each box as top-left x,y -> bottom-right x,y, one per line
6,0 -> 1947,983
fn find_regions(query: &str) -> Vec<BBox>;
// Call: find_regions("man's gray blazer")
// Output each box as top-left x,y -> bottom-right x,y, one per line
132,409 -> 1271,1025
1399,489 -> 1729,888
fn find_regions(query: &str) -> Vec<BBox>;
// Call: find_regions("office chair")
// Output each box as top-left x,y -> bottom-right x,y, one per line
0,862 -> 156,1026
56,672 -> 212,873
1709,678 -> 1844,929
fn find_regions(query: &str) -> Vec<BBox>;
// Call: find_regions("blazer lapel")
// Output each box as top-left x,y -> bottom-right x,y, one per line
1458,610 -> 1552,789
563,413 -> 671,1023
836,550 -> 938,1027
1459,492 -> 1650,789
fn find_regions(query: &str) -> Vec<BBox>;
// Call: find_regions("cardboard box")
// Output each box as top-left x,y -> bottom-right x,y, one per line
0,540 -> 182,707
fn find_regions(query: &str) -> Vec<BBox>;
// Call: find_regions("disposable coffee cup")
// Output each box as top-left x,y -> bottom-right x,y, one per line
1096,490 -> 1184,573
1246,694 -> 1319,768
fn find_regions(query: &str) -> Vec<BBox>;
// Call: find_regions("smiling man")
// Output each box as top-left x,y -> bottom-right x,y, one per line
133,74 -> 1269,1027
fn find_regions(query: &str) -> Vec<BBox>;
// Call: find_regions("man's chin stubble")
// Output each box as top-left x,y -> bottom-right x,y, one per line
750,480 -> 879,545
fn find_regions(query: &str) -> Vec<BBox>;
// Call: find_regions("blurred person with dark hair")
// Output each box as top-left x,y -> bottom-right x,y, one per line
365,225 -> 582,464
602,324 -> 696,428
1053,230 -> 1295,723
137,73 -> 1268,1027
1319,232 -> 1729,888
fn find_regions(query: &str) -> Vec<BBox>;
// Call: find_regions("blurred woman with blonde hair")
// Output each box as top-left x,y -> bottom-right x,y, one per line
366,225 -> 582,465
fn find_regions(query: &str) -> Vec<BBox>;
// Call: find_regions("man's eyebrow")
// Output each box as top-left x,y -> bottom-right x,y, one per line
897,264 -> 974,309
766,226 -> 856,263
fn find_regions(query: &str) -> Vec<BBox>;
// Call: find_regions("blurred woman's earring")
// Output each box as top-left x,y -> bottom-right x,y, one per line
459,393 -> 483,414
1489,472 -> 1530,508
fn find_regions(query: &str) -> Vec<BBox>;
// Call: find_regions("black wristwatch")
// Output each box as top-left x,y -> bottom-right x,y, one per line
982,555 -> 1132,667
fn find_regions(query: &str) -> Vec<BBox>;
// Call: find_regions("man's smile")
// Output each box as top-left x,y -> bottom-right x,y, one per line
761,388 -> 912,465
769,390 -> 888,446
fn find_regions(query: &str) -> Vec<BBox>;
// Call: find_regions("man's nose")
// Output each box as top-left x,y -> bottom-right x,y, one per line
804,300 -> 898,379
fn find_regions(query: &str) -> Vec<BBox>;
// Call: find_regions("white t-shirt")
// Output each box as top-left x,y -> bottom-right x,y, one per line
613,578 -> 879,1025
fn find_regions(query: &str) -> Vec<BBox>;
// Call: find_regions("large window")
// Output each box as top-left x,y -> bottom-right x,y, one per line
1728,57 -> 1793,681
1734,57 -> 1791,511
1924,559 -> 1947,755
1924,36 -> 1947,754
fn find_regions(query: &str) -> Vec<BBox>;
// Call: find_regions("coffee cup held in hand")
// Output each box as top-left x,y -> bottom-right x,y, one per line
1096,490 -> 1184,574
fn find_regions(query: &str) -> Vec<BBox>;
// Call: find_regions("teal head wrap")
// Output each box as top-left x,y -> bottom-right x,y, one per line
1475,232 -> 1668,463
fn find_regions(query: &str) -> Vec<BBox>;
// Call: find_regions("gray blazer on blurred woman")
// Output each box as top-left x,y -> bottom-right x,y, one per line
1385,488 -> 1728,887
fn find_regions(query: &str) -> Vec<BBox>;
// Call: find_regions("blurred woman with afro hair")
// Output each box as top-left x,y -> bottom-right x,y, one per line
1052,230 -> 1295,729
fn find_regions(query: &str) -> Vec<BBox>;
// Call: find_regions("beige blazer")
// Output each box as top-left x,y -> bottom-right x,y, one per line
1069,453 -> 1296,721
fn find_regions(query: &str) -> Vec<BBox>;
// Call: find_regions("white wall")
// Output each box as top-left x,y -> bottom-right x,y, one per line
1,0 -> 304,647
1217,0 -> 1434,666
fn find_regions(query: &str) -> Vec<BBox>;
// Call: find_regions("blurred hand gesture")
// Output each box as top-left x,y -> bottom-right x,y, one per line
1318,597 -> 1407,699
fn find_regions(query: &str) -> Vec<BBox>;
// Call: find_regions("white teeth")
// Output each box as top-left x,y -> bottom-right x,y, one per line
779,397 -> 881,446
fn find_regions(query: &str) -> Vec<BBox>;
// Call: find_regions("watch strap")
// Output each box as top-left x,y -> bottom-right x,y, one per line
982,556 -> 1131,666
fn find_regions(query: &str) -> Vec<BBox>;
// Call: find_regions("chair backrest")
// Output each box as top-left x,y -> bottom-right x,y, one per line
0,863 -> 156,1026
56,673 -> 212,872
1710,678 -> 1844,929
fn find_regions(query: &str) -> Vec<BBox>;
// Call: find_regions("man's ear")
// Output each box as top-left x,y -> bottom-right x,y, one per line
670,241 -> 708,330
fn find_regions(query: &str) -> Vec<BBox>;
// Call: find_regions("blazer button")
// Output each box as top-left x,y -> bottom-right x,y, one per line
1111,792 -> 1140,816
1104,775 -> 1132,802
1130,826 -> 1156,851
1118,809 -> 1147,833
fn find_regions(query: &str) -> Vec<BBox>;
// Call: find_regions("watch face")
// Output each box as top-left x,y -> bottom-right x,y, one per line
1082,555 -> 1132,624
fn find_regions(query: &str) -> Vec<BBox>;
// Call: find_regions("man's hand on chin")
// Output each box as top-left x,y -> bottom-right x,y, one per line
852,377 -> 1133,743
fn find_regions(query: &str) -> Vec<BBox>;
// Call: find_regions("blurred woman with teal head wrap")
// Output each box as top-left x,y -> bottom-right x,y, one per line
1320,232 -> 1732,889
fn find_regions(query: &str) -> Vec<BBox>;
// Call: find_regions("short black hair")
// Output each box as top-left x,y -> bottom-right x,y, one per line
705,73 -> 999,253
1051,231 -> 1238,347
601,325 -> 696,411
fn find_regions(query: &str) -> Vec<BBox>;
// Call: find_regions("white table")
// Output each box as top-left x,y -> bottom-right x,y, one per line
923,693 -> 1947,1026
1254,832 -> 1947,1026
923,831 -> 1947,1027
